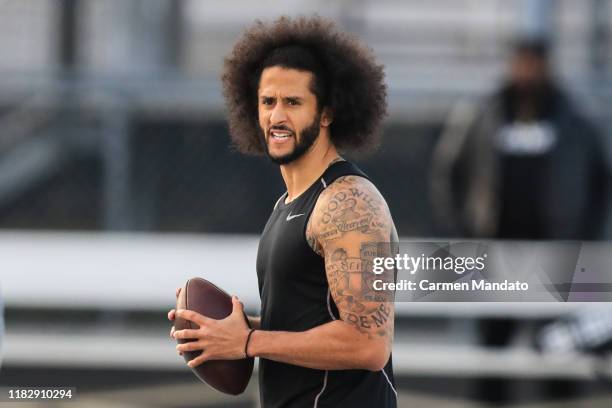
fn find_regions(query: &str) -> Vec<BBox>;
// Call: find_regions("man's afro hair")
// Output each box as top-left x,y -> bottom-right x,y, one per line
221,15 -> 387,154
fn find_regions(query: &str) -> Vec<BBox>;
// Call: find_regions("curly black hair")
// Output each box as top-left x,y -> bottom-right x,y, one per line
221,15 -> 387,155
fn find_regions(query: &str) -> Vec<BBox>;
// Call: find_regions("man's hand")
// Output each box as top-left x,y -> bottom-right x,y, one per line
174,296 -> 251,367
168,287 -> 181,343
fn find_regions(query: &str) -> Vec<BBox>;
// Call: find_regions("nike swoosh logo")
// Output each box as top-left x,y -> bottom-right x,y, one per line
286,213 -> 305,221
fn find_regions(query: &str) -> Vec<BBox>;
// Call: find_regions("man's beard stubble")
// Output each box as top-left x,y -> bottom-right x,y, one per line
259,113 -> 321,165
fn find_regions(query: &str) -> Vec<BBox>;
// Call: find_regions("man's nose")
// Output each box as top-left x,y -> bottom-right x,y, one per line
270,103 -> 288,124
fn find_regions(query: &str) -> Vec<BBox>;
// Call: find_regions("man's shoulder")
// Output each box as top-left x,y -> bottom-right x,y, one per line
308,174 -> 392,241
318,175 -> 386,209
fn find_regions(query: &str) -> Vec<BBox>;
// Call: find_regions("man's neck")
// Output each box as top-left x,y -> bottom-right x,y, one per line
280,141 -> 340,203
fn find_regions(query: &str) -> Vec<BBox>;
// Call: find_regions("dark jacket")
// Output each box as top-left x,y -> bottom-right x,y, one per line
431,85 -> 610,239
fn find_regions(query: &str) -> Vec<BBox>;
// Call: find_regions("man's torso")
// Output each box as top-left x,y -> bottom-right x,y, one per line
256,161 -> 397,408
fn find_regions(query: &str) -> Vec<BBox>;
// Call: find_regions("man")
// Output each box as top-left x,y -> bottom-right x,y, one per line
169,16 -> 398,407
431,39 -> 610,402
431,38 -> 609,239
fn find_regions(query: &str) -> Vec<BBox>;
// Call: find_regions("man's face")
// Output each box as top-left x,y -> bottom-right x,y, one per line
258,66 -> 322,165
509,52 -> 549,89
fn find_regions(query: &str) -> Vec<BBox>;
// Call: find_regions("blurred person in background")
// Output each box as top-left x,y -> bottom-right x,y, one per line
431,38 -> 612,403
431,38 -> 610,240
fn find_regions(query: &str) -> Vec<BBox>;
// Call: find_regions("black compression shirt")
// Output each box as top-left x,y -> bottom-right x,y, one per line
256,161 -> 397,408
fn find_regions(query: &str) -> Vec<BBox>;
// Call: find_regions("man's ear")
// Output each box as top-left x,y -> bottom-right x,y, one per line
320,107 -> 333,127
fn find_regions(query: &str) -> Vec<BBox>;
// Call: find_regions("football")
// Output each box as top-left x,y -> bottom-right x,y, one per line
175,277 -> 254,395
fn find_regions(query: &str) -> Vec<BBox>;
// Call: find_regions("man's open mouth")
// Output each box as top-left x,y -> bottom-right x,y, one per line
269,129 -> 293,140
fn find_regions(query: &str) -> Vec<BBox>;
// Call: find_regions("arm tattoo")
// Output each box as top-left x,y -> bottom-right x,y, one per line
309,176 -> 397,340
325,243 -> 395,339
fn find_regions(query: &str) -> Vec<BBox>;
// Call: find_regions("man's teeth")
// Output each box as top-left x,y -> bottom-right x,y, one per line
271,131 -> 291,139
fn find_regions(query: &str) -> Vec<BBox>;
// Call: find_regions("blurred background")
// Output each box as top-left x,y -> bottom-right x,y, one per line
0,0 -> 611,407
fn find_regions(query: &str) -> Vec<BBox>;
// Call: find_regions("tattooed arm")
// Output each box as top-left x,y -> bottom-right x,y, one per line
311,175 -> 396,358
243,176 -> 397,371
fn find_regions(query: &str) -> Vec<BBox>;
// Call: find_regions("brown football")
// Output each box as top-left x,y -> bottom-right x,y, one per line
175,277 -> 254,395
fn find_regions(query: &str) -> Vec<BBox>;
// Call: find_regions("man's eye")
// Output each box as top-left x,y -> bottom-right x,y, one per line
262,98 -> 273,105
287,100 -> 299,106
